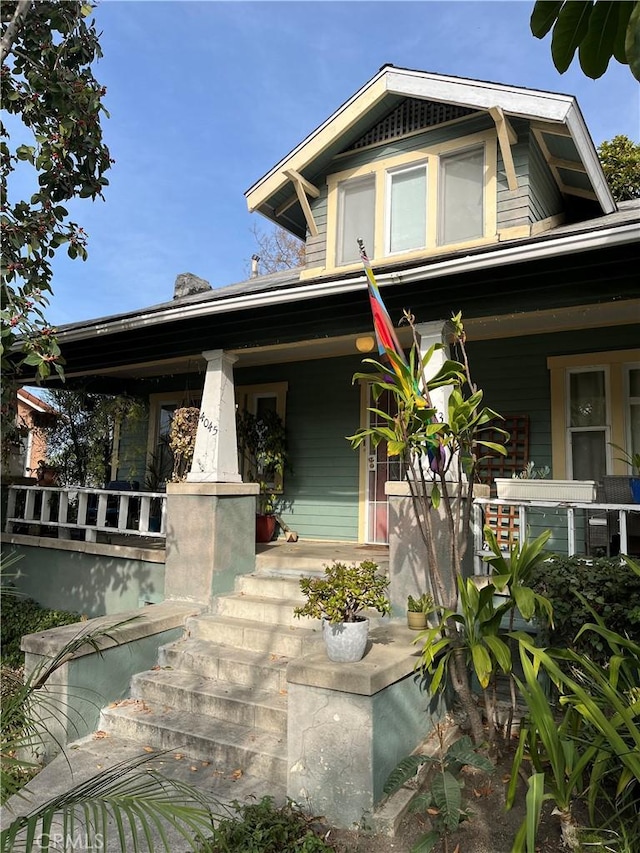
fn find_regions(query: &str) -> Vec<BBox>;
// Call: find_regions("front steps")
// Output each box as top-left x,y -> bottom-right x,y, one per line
99,569 -> 323,789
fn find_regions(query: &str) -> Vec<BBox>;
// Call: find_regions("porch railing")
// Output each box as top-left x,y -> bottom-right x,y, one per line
4,484 -> 167,544
473,496 -> 640,575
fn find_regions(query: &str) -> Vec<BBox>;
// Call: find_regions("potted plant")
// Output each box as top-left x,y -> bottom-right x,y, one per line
236,409 -> 287,542
610,443 -> 640,503
406,592 -> 434,631
294,560 -> 391,662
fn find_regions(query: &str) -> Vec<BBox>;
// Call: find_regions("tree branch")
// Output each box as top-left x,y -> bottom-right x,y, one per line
0,0 -> 33,65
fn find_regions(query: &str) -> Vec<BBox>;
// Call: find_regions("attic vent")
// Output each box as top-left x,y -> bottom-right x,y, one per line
348,98 -> 475,150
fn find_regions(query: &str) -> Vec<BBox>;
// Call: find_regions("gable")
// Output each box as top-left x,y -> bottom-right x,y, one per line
245,66 -> 614,245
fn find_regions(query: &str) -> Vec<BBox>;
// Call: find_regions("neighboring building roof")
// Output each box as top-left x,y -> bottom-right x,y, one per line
17,388 -> 56,414
245,64 -> 615,238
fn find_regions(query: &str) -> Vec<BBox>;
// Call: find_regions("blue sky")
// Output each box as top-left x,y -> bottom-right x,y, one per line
38,0 -> 639,327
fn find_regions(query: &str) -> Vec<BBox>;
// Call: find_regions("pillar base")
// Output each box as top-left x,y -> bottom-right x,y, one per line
164,482 -> 259,607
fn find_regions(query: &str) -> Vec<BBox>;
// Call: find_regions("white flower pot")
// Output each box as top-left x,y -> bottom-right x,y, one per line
322,617 -> 369,662
495,479 -> 596,502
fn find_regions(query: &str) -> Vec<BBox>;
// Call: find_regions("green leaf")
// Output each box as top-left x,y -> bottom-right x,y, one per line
411,830 -> 441,853
579,0 -> 621,78
383,754 -> 432,795
613,1 -> 635,62
431,769 -> 462,832
530,0 -> 564,38
551,1 -> 594,72
626,0 -> 640,80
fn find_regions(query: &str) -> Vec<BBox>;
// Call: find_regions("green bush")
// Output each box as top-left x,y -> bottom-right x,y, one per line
529,556 -> 640,660
0,589 -> 82,668
197,796 -> 334,852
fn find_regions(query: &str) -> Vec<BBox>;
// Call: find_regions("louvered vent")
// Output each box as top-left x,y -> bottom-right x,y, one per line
348,98 -> 475,150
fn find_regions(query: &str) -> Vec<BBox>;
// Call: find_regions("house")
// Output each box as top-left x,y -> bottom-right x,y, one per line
4,65 -> 639,830
28,65 -> 638,543
3,388 -> 57,480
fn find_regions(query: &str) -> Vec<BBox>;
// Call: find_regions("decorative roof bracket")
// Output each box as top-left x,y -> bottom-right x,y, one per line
489,106 -> 518,192
278,169 -> 320,237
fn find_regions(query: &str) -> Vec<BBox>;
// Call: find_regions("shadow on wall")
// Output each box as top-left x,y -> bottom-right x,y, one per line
9,545 -> 164,618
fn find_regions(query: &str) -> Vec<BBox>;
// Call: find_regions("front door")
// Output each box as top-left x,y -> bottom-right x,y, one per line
365,388 -> 406,544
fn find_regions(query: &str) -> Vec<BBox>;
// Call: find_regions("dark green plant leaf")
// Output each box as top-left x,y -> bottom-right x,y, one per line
626,0 -> 640,79
579,0 -> 621,78
551,1 -> 594,72
530,0 -> 564,37
383,754 -> 433,795
431,769 -> 462,832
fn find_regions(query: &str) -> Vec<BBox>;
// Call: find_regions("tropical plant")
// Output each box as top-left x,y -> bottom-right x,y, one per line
610,441 -> 640,475
1,617 -> 224,852
407,592 -> 434,614
509,562 -> 640,852
349,310 -> 508,744
512,461 -> 551,480
294,561 -> 390,625
383,730 -> 494,853
530,1 -> 640,81
236,408 -> 287,514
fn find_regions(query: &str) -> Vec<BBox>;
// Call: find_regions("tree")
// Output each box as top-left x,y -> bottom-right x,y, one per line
0,1 -> 111,442
42,389 -> 145,487
249,224 -> 305,274
598,134 -> 640,201
530,1 -> 640,81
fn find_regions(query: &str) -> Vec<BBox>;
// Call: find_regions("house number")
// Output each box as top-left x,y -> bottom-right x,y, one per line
199,411 -> 218,435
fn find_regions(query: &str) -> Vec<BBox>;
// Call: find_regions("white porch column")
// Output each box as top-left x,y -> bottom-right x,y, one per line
187,349 -> 241,483
415,320 -> 451,420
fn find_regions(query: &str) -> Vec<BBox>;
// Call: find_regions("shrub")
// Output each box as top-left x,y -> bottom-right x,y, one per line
197,796 -> 334,852
0,589 -> 82,668
529,556 -> 640,660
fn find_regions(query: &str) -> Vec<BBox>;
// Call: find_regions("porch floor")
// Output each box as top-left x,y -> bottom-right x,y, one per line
256,540 -> 389,574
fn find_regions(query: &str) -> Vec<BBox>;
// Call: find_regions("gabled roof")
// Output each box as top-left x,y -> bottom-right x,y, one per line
245,65 -> 615,238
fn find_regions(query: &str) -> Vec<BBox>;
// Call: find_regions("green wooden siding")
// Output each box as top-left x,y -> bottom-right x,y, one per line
235,355 -> 363,541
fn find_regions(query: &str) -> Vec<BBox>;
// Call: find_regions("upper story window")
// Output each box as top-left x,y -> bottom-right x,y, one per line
326,131 -> 496,271
439,147 -> 484,245
337,176 -> 375,265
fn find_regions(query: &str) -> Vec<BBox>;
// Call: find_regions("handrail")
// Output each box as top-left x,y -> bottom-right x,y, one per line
473,496 -> 639,575
4,484 -> 167,543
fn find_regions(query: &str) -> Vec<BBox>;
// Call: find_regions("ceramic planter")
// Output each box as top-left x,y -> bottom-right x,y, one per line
322,617 -> 369,662
255,513 -> 277,543
495,478 -> 596,502
407,611 -> 428,631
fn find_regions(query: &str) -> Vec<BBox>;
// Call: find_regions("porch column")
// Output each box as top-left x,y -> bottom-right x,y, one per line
165,349 -> 257,609
415,320 -> 451,420
187,349 -> 241,483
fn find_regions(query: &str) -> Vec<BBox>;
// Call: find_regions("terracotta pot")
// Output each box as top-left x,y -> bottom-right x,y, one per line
322,617 -> 369,662
407,611 -> 428,631
255,513 -> 277,543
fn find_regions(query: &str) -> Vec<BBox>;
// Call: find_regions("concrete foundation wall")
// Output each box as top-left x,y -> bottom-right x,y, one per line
21,603 -> 201,762
1,537 -> 165,617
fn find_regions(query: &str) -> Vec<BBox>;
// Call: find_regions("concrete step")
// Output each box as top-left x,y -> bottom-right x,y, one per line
214,592 -> 318,628
159,637 -> 291,692
186,613 -> 323,657
235,572 -> 312,601
100,701 -> 287,787
131,668 -> 287,735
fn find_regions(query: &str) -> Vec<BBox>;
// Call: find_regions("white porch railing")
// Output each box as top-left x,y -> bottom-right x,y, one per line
4,485 -> 167,543
473,496 -> 640,575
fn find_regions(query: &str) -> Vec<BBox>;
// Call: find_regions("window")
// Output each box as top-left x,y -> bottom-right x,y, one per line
548,350 -> 640,479
326,131 -> 495,270
337,176 -> 375,265
567,368 -> 609,481
439,147 -> 484,245
236,382 -> 288,492
387,163 -> 427,254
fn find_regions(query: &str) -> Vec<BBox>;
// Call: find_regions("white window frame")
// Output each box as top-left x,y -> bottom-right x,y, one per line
437,144 -> 485,247
336,174 -> 376,266
236,382 -> 288,492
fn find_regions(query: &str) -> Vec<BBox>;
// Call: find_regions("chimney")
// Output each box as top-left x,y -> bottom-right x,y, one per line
250,254 -> 260,278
